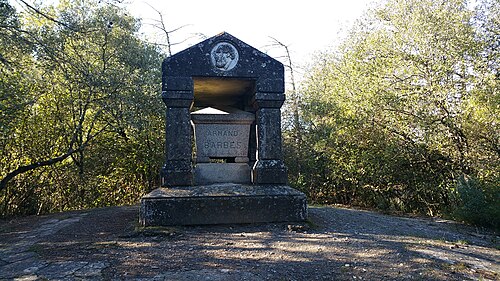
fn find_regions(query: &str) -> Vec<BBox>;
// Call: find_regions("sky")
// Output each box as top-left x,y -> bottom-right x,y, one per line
125,0 -> 377,78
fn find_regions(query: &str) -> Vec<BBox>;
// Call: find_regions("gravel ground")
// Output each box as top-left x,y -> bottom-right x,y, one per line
0,205 -> 498,280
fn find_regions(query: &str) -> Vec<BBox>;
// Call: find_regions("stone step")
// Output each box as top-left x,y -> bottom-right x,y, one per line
139,184 -> 307,226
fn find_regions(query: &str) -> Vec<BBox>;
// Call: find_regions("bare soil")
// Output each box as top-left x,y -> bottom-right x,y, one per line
0,205 -> 498,280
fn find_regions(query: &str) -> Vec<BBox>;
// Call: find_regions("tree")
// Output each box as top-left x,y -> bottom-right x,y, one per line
0,0 -> 163,216
266,37 -> 306,190
298,0 -> 499,220
141,3 -> 206,56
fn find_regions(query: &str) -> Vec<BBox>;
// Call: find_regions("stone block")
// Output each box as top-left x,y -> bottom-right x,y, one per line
162,76 -> 193,91
256,108 -> 283,160
192,107 -> 254,161
139,184 -> 307,226
252,160 -> 288,184
162,90 -> 194,108
165,108 -> 192,160
194,163 -> 251,185
252,92 -> 285,109
161,160 -> 193,186
256,78 -> 285,93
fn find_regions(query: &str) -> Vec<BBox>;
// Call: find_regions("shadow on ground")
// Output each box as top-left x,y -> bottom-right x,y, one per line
0,205 -> 498,280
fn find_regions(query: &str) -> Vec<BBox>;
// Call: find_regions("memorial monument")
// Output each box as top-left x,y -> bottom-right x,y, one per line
139,32 -> 307,226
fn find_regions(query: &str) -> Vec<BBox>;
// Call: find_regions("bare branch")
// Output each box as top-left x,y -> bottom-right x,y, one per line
144,2 -> 171,56
143,3 -> 192,56
168,24 -> 191,34
269,36 -> 297,92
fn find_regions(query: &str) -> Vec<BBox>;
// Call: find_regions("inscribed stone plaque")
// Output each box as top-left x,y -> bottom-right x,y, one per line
195,124 -> 248,158
191,107 -> 254,160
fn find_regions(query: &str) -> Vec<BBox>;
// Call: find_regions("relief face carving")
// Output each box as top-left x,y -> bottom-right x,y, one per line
211,42 -> 239,71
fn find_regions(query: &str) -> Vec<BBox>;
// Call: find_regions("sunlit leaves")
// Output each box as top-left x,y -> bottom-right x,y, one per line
293,0 -> 498,216
0,0 -> 163,216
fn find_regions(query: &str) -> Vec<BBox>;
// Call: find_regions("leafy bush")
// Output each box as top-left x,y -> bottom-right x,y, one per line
0,0 -> 163,217
453,176 -> 500,230
286,0 -> 499,225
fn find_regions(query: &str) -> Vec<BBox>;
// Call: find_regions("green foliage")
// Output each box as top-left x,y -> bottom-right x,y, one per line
1,0 -> 498,229
0,0 -> 164,216
287,0 -> 499,222
453,176 -> 500,230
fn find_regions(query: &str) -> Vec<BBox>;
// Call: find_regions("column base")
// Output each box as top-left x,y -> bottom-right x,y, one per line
252,160 -> 288,184
161,162 -> 193,186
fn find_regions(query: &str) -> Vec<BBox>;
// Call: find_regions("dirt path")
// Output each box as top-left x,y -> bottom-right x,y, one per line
0,205 -> 498,280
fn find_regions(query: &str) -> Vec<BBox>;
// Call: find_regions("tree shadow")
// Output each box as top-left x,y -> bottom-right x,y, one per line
3,205 -> 498,280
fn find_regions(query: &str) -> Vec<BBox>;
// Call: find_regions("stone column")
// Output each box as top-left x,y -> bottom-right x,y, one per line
252,91 -> 288,184
248,121 -> 257,168
161,77 -> 194,186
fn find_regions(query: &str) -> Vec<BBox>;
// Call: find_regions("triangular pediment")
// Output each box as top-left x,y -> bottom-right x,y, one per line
163,32 -> 283,79
162,32 -> 285,108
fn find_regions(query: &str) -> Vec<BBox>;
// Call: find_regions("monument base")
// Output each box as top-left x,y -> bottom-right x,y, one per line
139,184 -> 307,226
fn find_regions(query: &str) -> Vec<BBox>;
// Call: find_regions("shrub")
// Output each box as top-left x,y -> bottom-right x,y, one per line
453,176 -> 500,231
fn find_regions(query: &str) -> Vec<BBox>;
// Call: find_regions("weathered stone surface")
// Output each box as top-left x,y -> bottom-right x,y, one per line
162,91 -> 193,108
162,33 -> 284,90
194,163 -> 251,184
252,92 -> 286,109
248,122 -> 257,167
255,108 -> 283,160
163,106 -> 193,186
150,32 -> 305,225
255,78 -> 285,93
161,164 -> 193,186
162,76 -> 194,92
139,184 -> 307,226
252,160 -> 288,184
192,107 -> 254,161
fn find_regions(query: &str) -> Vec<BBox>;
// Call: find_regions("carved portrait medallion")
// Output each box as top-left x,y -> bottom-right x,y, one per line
211,42 -> 239,71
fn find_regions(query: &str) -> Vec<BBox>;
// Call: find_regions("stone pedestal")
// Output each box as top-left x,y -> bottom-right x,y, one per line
139,184 -> 307,226
192,107 -> 254,185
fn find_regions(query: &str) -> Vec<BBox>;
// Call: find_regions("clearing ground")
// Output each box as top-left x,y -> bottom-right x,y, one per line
0,205 -> 498,280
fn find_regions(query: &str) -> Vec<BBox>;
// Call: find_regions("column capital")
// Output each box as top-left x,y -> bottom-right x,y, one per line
162,76 -> 193,91
162,90 -> 194,108
252,92 -> 285,109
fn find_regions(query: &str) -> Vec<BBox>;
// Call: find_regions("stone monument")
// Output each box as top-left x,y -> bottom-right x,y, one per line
139,32 -> 307,226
